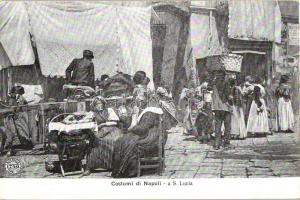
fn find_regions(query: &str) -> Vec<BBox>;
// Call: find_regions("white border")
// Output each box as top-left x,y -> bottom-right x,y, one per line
0,178 -> 300,199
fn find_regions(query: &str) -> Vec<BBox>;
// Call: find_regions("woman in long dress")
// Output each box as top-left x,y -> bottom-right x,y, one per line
3,86 -> 33,155
178,87 -> 193,135
246,83 -> 269,137
230,79 -> 247,139
275,75 -> 294,132
111,96 -> 178,178
85,96 -> 126,175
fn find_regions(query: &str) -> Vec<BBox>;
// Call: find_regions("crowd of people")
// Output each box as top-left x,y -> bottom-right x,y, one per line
0,50 -> 296,178
179,69 -> 295,150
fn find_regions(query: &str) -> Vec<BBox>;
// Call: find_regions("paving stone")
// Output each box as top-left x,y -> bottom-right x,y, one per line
248,175 -> 276,178
222,170 -> 246,176
169,170 -> 197,178
184,154 -> 206,163
272,169 -> 300,176
194,173 -> 221,178
197,166 -> 222,174
185,149 -> 205,154
222,163 -> 249,169
222,175 -> 247,178
252,160 -> 272,167
278,174 -> 299,177
165,165 -> 199,171
270,161 -> 298,169
222,167 -> 246,173
247,167 -> 273,176
202,158 -> 223,163
252,138 -> 269,146
293,160 -> 300,167
223,159 -> 249,164
165,156 -> 186,165
199,163 -> 222,168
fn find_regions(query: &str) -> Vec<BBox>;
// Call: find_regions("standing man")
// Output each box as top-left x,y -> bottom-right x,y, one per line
66,50 -> 95,88
211,70 -> 233,150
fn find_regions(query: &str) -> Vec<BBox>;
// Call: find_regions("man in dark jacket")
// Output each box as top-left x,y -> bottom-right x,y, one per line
211,70 -> 233,150
66,50 -> 95,88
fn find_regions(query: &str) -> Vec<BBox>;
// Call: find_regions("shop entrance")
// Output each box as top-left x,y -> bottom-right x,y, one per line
238,53 -> 268,83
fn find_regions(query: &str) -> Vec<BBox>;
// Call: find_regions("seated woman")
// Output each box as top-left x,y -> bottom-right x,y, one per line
84,96 -> 126,175
111,95 -> 178,178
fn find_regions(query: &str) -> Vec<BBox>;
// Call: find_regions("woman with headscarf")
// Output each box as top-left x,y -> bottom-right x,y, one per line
275,75 -> 294,132
111,95 -> 178,178
129,71 -> 148,129
84,96 -> 124,175
246,77 -> 269,137
178,85 -> 194,135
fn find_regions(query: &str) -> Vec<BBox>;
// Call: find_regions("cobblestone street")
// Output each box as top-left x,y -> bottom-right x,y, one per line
1,127 -> 300,178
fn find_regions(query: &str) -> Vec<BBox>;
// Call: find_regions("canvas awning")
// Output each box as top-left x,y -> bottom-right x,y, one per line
0,2 -> 35,67
228,0 -> 282,43
190,12 -> 223,59
27,2 -> 153,81
0,1 -> 154,87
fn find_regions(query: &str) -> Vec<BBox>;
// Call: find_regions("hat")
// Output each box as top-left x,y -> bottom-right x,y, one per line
83,50 -> 94,59
280,74 -> 289,83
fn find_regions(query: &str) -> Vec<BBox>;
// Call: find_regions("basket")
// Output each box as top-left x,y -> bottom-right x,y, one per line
206,54 -> 243,72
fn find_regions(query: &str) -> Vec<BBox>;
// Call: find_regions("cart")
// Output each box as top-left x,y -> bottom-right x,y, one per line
45,113 -> 97,176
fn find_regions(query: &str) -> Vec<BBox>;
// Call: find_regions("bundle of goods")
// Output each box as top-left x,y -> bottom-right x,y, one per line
45,112 -> 97,176
99,72 -> 134,98
206,54 -> 243,72
63,84 -> 96,101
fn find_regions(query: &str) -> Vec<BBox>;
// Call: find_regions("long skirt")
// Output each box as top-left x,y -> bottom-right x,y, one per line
231,106 -> 247,139
111,131 -> 160,178
247,99 -> 269,134
87,126 -> 123,170
3,112 -> 32,147
277,97 -> 294,131
195,110 -> 214,136
243,99 -> 252,125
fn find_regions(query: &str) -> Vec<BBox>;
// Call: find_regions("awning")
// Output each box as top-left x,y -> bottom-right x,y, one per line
0,2 -> 154,88
228,0 -> 282,43
190,12 -> 222,59
232,50 -> 266,55
0,2 -> 35,67
26,2 -> 153,87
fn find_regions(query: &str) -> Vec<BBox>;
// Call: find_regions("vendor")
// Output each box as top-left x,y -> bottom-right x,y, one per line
2,86 -> 33,156
65,50 -> 95,88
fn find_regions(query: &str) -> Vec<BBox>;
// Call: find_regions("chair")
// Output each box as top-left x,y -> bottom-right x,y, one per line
137,115 -> 165,177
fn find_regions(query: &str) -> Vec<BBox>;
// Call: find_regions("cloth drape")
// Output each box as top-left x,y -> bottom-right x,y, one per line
0,2 -> 35,67
27,2 -> 153,84
190,13 -> 222,59
228,0 -> 282,43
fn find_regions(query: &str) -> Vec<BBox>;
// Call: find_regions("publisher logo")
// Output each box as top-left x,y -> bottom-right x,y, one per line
5,157 -> 22,174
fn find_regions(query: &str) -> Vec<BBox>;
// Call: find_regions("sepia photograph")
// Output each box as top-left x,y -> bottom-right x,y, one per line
0,0 -> 299,199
